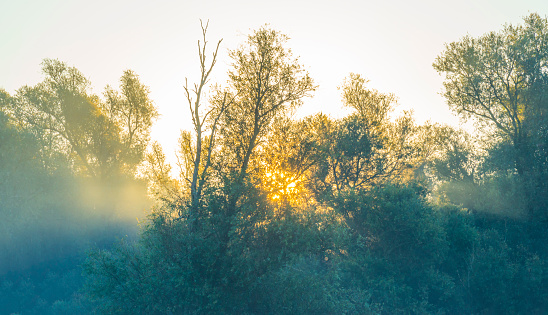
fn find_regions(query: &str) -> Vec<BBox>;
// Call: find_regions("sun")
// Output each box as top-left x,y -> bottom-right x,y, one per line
263,169 -> 303,203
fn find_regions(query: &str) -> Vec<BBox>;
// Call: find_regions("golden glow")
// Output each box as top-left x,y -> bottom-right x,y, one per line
263,169 -> 303,203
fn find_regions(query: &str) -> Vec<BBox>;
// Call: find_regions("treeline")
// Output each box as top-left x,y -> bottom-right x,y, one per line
84,16 -> 548,314
3,14 -> 548,314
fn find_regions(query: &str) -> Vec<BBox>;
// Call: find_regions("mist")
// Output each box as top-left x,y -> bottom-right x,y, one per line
0,175 -> 150,274
435,179 -> 528,219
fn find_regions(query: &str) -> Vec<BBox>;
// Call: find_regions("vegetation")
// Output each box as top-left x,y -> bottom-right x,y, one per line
1,14 -> 548,314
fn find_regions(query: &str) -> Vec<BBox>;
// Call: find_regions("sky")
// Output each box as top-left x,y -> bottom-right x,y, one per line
2,0 -> 548,166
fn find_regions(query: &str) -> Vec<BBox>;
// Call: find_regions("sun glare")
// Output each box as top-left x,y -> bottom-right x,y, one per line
263,169 -> 303,202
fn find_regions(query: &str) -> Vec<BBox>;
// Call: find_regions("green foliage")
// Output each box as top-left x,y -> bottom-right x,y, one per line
83,191 -> 350,314
335,184 -> 459,314
456,226 -> 547,314
429,127 -> 477,183
253,256 -> 373,315
346,184 -> 448,267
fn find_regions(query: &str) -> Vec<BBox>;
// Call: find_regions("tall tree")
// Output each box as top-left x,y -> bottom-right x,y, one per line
433,13 -> 548,218
179,20 -> 232,213
8,59 -> 103,176
7,59 -> 157,178
217,26 -> 316,195
307,74 -> 437,200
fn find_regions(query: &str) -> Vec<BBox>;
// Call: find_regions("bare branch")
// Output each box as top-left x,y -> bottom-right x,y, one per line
180,20 -> 226,214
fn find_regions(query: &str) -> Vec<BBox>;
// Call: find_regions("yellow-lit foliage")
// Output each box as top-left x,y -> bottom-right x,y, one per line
262,168 -> 303,203
255,117 -> 317,207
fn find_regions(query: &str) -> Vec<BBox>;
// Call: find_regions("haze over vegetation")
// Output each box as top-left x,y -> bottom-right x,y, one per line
1,12 -> 548,315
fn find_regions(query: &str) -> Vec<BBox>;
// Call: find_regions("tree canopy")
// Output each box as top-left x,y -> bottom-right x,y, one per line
4,59 -> 157,178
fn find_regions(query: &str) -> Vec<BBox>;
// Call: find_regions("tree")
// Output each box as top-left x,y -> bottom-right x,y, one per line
7,59 -> 156,178
307,74 -> 437,201
104,70 -> 158,176
217,26 -> 316,194
256,116 -> 317,205
433,13 -> 548,148
429,127 -> 477,183
8,59 -> 102,175
433,13 -> 548,218
209,26 -> 317,307
179,20 -> 233,213
145,141 -> 187,210
0,89 -> 9,110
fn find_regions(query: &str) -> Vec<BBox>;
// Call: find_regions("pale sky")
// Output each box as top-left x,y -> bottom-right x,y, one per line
2,0 -> 548,165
